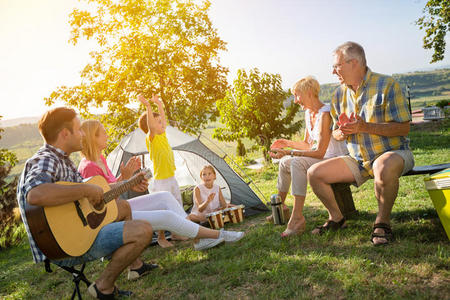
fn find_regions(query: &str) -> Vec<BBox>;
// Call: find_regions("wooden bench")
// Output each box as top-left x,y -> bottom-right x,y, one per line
333,163 -> 450,219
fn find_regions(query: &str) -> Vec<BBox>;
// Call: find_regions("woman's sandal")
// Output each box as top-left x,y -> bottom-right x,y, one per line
281,221 -> 306,238
312,217 -> 346,235
371,223 -> 393,246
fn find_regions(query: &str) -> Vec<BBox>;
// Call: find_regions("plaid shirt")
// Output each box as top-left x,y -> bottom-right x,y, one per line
330,68 -> 411,177
17,144 -> 83,263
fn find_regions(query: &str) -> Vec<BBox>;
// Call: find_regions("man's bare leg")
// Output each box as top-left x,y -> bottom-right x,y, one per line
372,152 -> 404,244
114,200 -> 154,273
94,220 -> 153,294
307,157 -> 356,233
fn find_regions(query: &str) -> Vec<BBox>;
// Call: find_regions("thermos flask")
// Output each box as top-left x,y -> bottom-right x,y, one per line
270,194 -> 285,225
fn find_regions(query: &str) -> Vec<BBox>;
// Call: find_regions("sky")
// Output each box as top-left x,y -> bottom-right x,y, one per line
1,0 -> 449,120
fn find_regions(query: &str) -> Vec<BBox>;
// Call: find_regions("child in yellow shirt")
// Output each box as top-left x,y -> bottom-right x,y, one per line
138,94 -> 183,247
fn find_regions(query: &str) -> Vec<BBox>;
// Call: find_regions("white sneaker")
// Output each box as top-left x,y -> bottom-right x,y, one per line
194,237 -> 225,250
219,229 -> 245,242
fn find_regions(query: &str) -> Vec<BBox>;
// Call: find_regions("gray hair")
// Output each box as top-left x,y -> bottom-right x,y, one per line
333,41 -> 367,67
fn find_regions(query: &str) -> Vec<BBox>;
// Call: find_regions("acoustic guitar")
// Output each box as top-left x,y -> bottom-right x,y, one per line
25,169 -> 152,260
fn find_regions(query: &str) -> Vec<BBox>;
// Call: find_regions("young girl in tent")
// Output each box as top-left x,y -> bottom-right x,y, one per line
188,165 -> 235,223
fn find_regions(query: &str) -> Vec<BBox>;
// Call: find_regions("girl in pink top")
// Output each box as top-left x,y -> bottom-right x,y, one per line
78,120 -> 141,183
79,155 -> 120,183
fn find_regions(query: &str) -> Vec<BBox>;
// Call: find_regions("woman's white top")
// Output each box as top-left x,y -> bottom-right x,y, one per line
191,183 -> 221,215
304,104 -> 348,159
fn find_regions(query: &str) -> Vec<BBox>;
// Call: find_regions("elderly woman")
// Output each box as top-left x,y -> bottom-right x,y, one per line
78,119 -> 244,250
269,76 -> 348,237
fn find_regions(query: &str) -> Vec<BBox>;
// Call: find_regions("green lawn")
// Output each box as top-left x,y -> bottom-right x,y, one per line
1,120 -> 449,299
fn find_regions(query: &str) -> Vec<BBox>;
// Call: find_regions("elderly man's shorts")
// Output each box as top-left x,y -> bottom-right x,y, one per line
340,150 -> 415,187
52,221 -> 125,267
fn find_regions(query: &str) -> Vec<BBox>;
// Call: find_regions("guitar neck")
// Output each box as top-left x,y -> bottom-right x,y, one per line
103,174 -> 143,203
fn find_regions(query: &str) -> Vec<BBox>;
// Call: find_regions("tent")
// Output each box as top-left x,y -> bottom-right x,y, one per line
106,126 -> 268,216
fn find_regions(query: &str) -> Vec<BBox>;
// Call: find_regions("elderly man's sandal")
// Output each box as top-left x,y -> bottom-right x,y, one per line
313,217 -> 346,235
371,223 -> 393,246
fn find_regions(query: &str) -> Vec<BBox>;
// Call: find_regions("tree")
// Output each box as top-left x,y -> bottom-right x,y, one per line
416,0 -> 450,63
0,116 -> 18,168
46,0 -> 228,152
214,68 -> 302,162
0,116 -> 21,249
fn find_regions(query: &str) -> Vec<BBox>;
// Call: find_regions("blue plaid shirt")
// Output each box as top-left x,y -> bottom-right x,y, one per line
17,144 -> 83,263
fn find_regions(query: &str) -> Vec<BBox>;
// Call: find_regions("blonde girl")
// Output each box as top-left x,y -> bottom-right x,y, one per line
188,165 -> 233,222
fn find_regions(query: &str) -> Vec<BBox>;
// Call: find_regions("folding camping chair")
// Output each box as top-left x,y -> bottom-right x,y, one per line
44,259 -> 91,300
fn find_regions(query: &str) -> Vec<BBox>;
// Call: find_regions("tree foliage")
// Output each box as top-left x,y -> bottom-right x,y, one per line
0,117 -> 18,168
214,68 -> 302,161
416,0 -> 450,63
0,116 -> 22,249
45,0 -> 228,152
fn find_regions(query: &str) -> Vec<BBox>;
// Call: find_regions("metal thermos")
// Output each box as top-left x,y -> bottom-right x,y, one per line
270,194 -> 285,225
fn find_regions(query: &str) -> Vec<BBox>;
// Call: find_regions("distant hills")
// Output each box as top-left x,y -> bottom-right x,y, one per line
0,116 -> 40,128
0,123 -> 41,149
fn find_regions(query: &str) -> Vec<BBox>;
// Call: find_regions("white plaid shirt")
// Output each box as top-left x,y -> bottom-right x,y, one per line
17,144 -> 83,263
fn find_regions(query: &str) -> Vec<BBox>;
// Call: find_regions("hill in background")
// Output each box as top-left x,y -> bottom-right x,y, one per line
0,116 -> 40,128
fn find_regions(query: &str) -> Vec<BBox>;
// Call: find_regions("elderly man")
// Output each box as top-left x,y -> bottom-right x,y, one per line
307,41 -> 414,245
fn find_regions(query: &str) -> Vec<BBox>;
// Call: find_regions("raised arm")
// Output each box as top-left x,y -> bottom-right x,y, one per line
151,94 -> 166,130
137,94 -> 161,138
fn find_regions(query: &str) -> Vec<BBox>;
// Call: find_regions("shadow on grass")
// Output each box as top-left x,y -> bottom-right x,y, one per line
302,206 -> 447,242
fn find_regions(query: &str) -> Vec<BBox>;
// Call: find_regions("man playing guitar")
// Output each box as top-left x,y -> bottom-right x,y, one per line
17,107 -> 156,299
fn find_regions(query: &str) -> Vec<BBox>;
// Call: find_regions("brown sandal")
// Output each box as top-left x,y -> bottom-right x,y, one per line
313,217 -> 346,235
371,223 -> 393,246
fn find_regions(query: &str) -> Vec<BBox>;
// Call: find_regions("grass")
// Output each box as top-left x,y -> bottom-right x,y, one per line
1,122 -> 449,299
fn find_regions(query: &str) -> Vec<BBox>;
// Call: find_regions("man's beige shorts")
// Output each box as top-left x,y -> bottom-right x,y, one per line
340,150 -> 415,187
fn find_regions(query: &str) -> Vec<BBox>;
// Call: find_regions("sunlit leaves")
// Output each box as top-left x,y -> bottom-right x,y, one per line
0,116 -> 18,168
416,0 -> 450,63
46,0 -> 228,151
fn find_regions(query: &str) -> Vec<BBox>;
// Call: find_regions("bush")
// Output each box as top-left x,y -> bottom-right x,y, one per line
0,164 -> 24,249
435,99 -> 450,109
